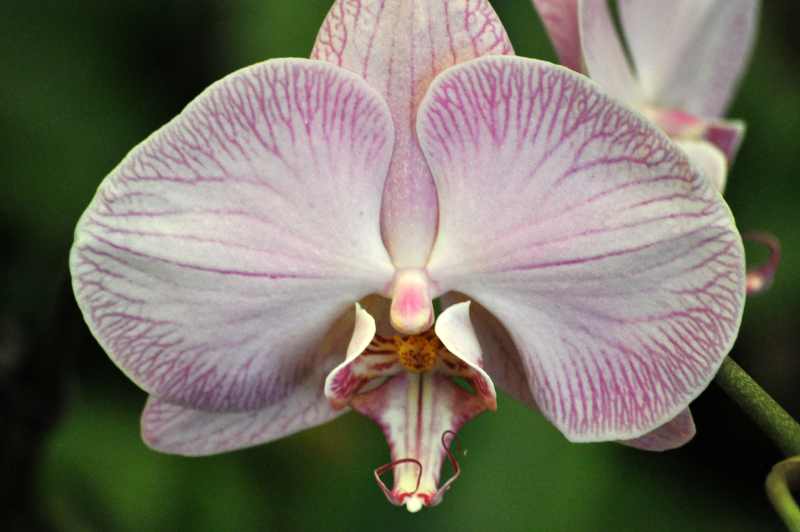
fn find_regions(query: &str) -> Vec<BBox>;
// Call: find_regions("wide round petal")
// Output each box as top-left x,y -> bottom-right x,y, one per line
618,0 -> 758,117
531,0 -> 582,72
418,56 -> 745,441
312,0 -> 513,268
71,59 -> 395,412
578,0 -> 643,105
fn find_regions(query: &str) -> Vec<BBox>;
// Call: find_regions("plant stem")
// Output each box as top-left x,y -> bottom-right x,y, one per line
714,357 -> 800,530
767,457 -> 800,532
714,357 -> 800,457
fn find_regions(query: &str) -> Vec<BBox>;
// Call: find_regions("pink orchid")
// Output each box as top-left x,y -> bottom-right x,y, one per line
70,0 -> 745,512
531,0 -> 758,192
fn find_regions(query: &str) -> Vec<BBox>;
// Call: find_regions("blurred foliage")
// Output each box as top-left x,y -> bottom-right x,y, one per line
1,1 -> 798,531
41,391 -> 776,532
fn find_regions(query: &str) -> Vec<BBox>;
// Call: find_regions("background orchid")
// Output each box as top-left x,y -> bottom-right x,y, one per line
3,1 -> 800,531
531,0 -> 757,193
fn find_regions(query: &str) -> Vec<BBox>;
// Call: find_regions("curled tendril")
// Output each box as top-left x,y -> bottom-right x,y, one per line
430,430 -> 463,506
372,431 -> 468,509
766,456 -> 800,531
744,231 -> 781,296
373,458 -> 422,506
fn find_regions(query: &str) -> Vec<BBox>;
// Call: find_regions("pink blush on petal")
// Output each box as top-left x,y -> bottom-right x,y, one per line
389,269 -> 434,335
396,286 -> 425,317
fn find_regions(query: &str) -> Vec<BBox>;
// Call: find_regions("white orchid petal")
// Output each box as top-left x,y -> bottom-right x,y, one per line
141,391 -> 340,456
619,408 -> 696,451
312,0 -> 513,267
531,0 -> 582,72
418,56 -> 745,441
71,59 -> 395,412
140,303 -> 363,455
618,0 -> 758,117
676,139 -> 728,193
579,0 -> 643,104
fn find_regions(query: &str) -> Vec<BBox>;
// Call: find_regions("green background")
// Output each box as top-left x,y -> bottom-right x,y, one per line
1,1 -> 798,531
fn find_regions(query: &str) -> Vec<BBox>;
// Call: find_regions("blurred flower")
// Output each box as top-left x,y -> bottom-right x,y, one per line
70,0 -> 745,512
743,232 -> 781,295
532,0 -> 758,192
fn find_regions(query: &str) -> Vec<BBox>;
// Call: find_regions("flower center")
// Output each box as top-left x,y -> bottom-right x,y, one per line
388,269 -> 434,335
394,333 -> 440,373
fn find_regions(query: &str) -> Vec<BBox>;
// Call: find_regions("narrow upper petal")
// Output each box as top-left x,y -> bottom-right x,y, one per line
531,0 -> 582,72
619,407 -> 696,451
579,0 -> 643,105
618,0 -> 758,117
312,0 -> 513,268
418,56 -> 745,441
71,59 -> 395,412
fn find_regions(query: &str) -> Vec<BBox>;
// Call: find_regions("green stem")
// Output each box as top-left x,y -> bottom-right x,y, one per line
767,457 -> 800,532
714,358 -> 800,530
714,357 -> 800,457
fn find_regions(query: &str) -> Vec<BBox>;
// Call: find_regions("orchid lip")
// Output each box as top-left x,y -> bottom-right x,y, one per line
374,457 -> 423,510
374,430 -> 463,512
326,303 -> 495,512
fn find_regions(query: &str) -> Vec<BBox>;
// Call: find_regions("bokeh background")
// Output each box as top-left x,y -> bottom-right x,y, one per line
2,1 -> 799,531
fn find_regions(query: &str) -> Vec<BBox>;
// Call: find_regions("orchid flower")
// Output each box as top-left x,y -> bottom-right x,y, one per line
531,0 -> 758,192
70,0 -> 746,512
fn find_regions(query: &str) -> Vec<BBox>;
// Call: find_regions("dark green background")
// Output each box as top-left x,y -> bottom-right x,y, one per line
1,1 -> 798,531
